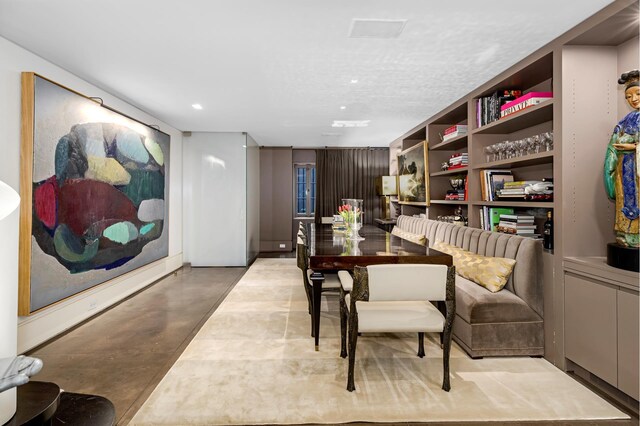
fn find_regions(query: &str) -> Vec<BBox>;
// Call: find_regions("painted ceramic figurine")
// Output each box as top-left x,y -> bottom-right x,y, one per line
604,70 -> 640,248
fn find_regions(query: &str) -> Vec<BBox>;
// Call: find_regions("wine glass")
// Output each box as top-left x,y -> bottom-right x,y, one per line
542,131 -> 554,151
515,139 -> 527,157
532,134 -> 542,154
484,145 -> 495,163
498,141 -> 508,160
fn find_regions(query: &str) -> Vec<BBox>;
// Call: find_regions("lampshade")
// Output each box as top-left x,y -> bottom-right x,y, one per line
375,176 -> 398,196
0,180 -> 20,221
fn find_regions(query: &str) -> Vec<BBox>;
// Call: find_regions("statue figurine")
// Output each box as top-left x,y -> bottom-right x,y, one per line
604,70 -> 640,271
0,356 -> 43,393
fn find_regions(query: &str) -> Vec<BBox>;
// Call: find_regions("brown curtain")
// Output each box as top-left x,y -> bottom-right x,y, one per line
315,148 -> 389,225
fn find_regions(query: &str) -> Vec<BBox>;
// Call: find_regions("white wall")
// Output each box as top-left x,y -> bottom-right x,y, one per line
183,132 -> 247,266
246,134 -> 260,263
617,36 -> 639,116
0,36 -> 184,353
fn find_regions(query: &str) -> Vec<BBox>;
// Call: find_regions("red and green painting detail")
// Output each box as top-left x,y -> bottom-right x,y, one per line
32,122 -> 166,273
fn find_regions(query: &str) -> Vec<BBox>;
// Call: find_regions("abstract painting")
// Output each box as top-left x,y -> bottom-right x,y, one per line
19,73 -> 170,314
397,141 -> 429,206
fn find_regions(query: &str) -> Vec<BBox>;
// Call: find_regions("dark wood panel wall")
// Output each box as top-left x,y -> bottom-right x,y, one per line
260,147 -> 293,252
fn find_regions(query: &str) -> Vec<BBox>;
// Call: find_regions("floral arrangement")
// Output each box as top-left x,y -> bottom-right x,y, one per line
338,203 -> 360,224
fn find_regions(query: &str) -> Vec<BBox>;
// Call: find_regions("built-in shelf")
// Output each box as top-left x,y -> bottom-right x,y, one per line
430,200 -> 469,205
471,201 -> 554,208
473,151 -> 554,169
430,134 -> 468,151
430,167 -> 468,177
472,100 -> 554,135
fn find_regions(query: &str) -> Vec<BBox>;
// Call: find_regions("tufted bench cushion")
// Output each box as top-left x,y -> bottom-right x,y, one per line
394,215 -> 543,357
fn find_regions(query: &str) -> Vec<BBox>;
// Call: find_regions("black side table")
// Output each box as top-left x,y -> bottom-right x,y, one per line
3,381 -> 115,426
4,381 -> 60,426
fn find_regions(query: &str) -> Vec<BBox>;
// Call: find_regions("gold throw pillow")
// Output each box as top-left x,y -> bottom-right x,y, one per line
433,241 -> 516,293
391,227 -> 427,246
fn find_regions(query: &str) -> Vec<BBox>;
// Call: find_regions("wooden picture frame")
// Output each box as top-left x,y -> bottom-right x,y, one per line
397,141 -> 430,206
19,73 -> 170,315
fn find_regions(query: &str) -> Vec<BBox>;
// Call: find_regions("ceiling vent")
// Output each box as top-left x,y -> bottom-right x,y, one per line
348,19 -> 407,38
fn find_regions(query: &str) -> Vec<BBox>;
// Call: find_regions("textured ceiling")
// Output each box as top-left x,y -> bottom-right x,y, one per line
0,0 -> 614,147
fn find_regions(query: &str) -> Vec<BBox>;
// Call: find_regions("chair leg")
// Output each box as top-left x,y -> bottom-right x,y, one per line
309,293 -> 315,338
339,292 -> 348,358
442,301 -> 454,392
417,332 -> 425,358
347,313 -> 359,392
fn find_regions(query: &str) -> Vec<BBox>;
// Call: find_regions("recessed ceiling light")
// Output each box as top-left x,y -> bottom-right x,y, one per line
340,106 -> 346,110
192,104 -> 203,110
349,19 -> 407,39
350,79 -> 359,84
332,120 -> 370,128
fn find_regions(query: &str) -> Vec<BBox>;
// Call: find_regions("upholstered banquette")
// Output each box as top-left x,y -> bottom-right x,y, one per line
394,215 -> 543,358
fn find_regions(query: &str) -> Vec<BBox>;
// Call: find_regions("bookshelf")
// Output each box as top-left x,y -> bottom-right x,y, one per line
387,0 -> 639,406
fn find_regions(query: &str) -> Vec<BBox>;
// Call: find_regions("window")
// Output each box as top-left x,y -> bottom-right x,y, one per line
295,164 -> 315,217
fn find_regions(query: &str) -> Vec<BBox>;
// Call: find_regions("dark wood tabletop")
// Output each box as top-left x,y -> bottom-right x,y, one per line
307,224 -> 452,271
305,224 -> 452,350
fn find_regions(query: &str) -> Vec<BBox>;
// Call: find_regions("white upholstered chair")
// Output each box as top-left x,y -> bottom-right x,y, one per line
342,264 -> 456,392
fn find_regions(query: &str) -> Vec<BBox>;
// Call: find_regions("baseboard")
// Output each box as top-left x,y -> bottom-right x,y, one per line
18,253 -> 183,353
567,359 -> 639,416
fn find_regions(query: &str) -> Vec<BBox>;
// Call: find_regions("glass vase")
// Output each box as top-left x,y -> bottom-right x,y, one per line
341,198 -> 364,241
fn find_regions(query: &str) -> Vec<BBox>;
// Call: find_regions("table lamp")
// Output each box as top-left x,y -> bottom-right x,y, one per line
375,176 -> 398,219
0,179 -> 21,425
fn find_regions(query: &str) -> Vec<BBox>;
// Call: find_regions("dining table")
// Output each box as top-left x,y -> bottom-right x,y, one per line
306,223 -> 453,350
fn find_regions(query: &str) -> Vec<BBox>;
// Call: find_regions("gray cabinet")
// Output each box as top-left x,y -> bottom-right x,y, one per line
564,257 -> 639,400
617,289 -> 639,400
565,273 -> 618,386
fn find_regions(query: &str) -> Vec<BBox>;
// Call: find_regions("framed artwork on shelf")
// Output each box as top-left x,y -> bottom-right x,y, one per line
397,141 -> 429,206
19,73 -> 170,315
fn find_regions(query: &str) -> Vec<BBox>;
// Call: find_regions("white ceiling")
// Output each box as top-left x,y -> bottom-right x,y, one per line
0,0 -> 614,147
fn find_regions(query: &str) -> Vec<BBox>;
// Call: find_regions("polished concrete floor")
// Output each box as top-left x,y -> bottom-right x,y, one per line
27,265 -> 246,425
26,257 -> 638,426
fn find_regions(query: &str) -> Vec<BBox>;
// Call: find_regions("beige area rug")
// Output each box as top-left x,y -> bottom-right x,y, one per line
130,258 -> 628,425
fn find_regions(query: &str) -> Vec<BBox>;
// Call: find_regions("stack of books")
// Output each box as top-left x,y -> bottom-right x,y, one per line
476,89 -> 521,127
442,124 -> 467,142
479,207 -> 514,232
445,189 -> 466,200
480,169 -> 513,201
497,214 -> 540,238
496,180 -> 554,201
500,92 -> 553,118
448,152 -> 468,170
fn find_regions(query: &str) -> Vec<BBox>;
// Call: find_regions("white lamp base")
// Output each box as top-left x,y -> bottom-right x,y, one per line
0,199 -> 20,424
0,389 -> 16,424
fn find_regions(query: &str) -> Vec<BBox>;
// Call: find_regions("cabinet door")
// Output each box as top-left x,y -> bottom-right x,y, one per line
617,289 -> 639,400
565,273 -> 617,387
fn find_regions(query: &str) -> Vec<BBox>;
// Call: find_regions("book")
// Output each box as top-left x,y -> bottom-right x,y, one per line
464,175 -> 468,201
500,219 -> 535,225
503,180 -> 538,188
498,221 -> 536,229
489,208 -> 514,232
501,92 -> 553,111
444,124 -> 467,135
500,92 -> 553,118
500,214 -> 535,221
442,130 -> 467,141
